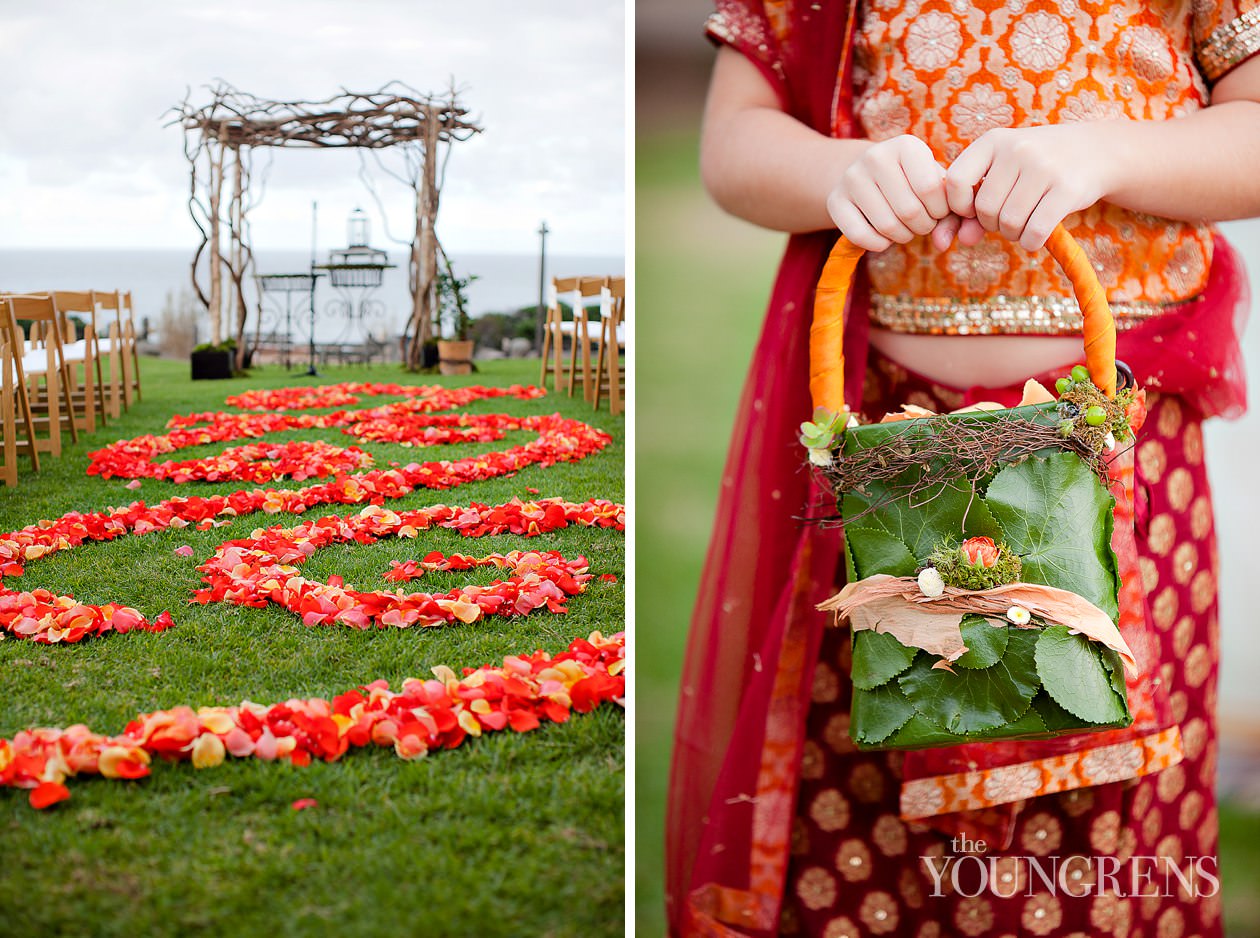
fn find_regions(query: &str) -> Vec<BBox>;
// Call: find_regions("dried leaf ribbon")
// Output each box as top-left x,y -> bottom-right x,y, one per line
819,573 -> 1136,672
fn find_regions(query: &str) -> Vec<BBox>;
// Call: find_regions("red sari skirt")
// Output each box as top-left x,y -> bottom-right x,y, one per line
781,351 -> 1222,938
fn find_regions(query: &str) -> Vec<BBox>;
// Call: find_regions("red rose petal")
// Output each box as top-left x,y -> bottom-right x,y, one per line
30,782 -> 71,810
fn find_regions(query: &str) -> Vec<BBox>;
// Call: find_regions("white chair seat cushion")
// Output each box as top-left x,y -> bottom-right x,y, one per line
20,351 -> 50,375
62,340 -> 89,362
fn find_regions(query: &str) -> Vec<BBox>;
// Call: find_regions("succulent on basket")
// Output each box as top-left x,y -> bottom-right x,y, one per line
1053,363 -> 1146,452
798,406 -> 851,467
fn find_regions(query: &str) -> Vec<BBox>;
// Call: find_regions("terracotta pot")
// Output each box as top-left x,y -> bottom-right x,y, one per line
437,339 -> 474,376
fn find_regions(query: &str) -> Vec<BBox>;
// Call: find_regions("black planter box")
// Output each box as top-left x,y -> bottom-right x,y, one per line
422,342 -> 440,370
191,349 -> 233,380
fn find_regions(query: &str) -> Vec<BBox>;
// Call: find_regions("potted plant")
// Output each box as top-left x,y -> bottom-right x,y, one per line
191,337 -> 237,380
436,258 -> 476,376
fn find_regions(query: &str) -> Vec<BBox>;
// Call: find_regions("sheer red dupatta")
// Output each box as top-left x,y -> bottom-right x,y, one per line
668,5 -> 861,934
666,1 -> 1249,933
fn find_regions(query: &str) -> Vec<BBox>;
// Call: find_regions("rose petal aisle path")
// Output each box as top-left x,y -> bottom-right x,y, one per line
0,358 -> 625,938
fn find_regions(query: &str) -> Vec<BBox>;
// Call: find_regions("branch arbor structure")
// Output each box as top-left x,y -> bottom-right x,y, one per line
171,83 -> 482,370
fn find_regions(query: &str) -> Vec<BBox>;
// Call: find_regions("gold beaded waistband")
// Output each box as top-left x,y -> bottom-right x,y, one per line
869,293 -> 1191,336
1197,7 -> 1260,82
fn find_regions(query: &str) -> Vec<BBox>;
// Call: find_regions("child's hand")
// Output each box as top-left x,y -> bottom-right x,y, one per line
944,124 -> 1114,251
826,135 -> 955,251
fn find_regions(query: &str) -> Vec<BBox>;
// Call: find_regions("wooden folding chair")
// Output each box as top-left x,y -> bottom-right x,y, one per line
0,337 -> 14,486
539,276 -> 604,400
54,290 -> 120,424
593,276 -> 626,416
120,290 -> 142,403
95,290 -> 135,412
49,292 -> 102,434
539,276 -> 578,392
2,295 -> 71,457
0,334 -> 40,485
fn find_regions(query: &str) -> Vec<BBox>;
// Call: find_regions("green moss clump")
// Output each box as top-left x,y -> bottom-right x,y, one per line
928,542 -> 1023,590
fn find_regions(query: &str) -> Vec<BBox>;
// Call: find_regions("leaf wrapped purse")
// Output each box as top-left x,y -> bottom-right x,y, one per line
805,225 -> 1143,752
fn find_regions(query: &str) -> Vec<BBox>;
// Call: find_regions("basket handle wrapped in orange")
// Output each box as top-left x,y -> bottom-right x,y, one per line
809,223 -> 1117,416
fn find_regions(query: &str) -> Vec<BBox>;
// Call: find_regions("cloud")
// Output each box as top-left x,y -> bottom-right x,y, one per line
0,0 -> 624,254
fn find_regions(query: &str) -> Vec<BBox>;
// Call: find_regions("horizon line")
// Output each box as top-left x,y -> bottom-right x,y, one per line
0,245 -> 626,257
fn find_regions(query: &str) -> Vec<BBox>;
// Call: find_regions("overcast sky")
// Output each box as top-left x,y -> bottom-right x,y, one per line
0,0 -> 625,256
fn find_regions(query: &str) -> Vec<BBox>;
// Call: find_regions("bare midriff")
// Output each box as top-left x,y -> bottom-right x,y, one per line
867,326 -> 1084,391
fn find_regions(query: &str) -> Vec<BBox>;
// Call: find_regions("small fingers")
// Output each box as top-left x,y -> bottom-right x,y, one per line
997,176 -> 1051,244
892,138 -> 952,222
829,135 -> 954,249
931,214 -> 962,252
971,161 -> 1020,232
905,162 -> 951,222
1020,187 -> 1082,251
872,162 -> 939,237
827,195 -> 893,252
845,174 -> 917,244
945,138 -> 995,217
956,217 -> 987,247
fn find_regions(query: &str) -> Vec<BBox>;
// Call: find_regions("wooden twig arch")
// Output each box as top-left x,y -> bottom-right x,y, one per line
169,81 -> 482,370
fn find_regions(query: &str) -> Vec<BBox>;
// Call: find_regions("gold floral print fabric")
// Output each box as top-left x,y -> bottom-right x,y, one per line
846,0 -> 1260,329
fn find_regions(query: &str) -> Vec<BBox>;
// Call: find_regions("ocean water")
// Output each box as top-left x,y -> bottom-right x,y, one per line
0,248 -> 623,347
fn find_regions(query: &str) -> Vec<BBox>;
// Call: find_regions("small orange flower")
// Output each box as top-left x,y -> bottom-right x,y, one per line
961,536 -> 999,568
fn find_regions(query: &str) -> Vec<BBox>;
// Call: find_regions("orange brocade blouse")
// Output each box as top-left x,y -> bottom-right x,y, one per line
831,0 -> 1260,335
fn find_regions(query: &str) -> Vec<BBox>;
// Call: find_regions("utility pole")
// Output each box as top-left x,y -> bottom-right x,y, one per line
307,201 -> 319,376
535,220 -> 549,352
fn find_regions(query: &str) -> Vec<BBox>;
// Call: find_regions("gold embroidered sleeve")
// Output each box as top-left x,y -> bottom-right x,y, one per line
703,2 -> 787,100
1196,6 -> 1260,81
705,4 -> 768,50
704,11 -> 739,47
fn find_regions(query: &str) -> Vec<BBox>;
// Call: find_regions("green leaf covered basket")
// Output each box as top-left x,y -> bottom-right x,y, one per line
805,225 -> 1141,752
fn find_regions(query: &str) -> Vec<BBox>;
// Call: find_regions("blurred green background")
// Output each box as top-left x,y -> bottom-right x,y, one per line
635,125 -> 780,932
636,3 -> 1260,935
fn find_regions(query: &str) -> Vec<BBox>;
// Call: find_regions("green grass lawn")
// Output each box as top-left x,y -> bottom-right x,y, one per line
635,129 -> 1260,936
0,357 -> 624,938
